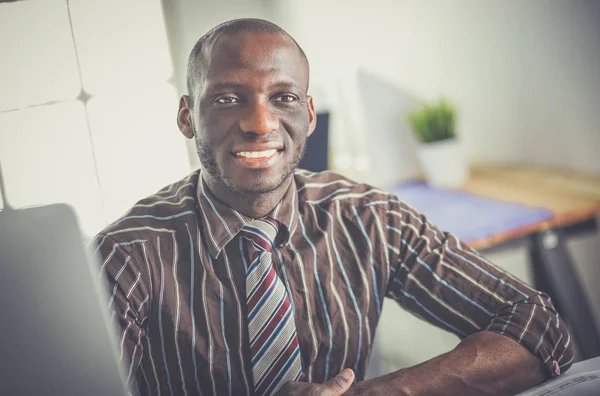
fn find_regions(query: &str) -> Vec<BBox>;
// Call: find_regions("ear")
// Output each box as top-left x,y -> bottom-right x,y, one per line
177,95 -> 195,139
307,95 -> 317,137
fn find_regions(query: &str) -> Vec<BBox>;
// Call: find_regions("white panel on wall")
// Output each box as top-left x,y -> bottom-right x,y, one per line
87,84 -> 191,222
0,102 -> 106,237
0,0 -> 81,111
69,0 -> 173,94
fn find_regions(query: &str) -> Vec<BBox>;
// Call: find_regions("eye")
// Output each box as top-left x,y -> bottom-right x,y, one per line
274,94 -> 298,103
216,96 -> 239,104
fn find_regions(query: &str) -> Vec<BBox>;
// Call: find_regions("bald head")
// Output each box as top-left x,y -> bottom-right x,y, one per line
186,18 -> 309,98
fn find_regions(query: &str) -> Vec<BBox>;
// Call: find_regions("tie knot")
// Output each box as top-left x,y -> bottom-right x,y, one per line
241,218 -> 279,253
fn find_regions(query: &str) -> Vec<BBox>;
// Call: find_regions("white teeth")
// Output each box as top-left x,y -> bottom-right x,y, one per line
236,149 -> 277,159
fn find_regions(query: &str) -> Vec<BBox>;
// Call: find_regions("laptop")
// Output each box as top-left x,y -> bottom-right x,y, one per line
0,203 -> 131,395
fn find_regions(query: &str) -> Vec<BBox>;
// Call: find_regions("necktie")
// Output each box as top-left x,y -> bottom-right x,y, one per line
240,218 -> 302,396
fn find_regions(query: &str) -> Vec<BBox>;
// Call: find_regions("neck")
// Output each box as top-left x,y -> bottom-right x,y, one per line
203,174 -> 292,219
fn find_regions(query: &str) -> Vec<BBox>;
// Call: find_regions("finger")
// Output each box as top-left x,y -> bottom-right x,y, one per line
319,368 -> 355,395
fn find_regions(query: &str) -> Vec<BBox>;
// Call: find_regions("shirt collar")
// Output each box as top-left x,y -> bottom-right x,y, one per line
196,172 -> 299,258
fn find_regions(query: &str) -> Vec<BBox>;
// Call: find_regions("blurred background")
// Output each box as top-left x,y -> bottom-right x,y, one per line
1,0 -> 599,378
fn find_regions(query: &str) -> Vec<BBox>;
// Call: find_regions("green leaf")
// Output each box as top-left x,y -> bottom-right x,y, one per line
406,98 -> 457,143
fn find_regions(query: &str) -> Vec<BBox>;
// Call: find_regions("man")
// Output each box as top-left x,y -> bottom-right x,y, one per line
94,18 -> 572,396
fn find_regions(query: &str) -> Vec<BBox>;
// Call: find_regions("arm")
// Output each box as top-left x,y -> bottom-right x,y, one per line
93,234 -> 150,386
353,196 -> 573,395
347,331 -> 546,395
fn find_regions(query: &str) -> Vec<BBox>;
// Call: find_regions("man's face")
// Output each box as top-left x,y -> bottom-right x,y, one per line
183,32 -> 316,196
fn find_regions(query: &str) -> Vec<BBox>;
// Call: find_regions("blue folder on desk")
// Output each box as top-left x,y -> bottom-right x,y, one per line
388,181 -> 554,243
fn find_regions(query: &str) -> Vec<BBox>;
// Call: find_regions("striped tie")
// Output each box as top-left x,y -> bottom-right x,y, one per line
241,218 -> 302,396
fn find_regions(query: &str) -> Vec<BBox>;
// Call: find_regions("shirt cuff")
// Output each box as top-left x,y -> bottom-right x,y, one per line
486,299 -> 573,377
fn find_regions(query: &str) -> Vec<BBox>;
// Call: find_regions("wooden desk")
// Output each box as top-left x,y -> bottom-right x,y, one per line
464,164 -> 600,251
464,164 -> 600,360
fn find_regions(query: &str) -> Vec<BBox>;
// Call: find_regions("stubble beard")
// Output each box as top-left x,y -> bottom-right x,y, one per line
194,132 -> 307,198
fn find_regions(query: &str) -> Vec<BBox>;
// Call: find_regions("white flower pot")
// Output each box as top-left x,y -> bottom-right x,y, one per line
416,139 -> 469,188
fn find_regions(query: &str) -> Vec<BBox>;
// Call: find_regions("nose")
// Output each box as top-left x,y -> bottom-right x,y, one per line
238,101 -> 279,136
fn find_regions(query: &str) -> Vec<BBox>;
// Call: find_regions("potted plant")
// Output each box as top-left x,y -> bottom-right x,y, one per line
407,98 -> 469,187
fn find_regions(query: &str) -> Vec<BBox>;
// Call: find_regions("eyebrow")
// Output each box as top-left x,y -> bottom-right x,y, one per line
206,82 -> 246,93
270,81 -> 305,93
206,80 -> 305,94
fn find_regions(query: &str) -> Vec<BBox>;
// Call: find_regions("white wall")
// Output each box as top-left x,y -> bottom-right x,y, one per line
269,0 -> 600,176
161,0 -> 600,375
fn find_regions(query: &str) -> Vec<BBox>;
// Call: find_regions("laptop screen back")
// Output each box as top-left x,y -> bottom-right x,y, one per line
0,204 -> 129,395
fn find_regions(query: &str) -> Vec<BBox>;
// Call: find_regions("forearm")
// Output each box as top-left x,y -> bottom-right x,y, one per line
348,331 -> 547,396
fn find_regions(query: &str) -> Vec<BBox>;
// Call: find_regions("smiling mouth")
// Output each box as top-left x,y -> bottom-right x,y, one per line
234,149 -> 279,159
231,148 -> 283,169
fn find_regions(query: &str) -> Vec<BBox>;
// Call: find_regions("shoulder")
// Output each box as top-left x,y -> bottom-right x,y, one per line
294,169 -> 391,210
95,171 -> 201,244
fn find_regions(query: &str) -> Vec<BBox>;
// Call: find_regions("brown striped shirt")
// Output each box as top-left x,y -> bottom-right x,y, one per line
93,169 -> 572,396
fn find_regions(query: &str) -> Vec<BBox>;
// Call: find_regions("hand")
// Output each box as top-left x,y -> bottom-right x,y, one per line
274,368 -> 355,396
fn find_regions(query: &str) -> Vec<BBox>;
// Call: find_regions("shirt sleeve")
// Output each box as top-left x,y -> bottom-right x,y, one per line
92,233 -> 151,386
383,194 -> 573,377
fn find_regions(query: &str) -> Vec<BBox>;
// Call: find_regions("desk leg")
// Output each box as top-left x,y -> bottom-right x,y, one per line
529,229 -> 600,360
